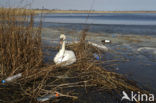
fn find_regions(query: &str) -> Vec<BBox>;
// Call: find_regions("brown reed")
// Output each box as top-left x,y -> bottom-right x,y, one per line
0,8 -> 42,77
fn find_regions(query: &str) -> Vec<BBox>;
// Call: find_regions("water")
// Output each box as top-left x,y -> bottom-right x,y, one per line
36,13 -> 156,25
104,43 -> 156,94
35,13 -> 156,35
39,13 -> 156,95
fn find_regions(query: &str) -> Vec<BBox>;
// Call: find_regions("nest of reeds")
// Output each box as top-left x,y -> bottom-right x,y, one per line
0,9 -> 149,103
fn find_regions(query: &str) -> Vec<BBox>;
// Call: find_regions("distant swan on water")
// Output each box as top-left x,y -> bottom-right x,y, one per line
54,34 -> 76,66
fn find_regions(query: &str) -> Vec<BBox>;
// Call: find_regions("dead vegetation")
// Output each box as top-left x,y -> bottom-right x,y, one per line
0,8 -> 34,16
0,9 -> 149,103
0,9 -> 42,78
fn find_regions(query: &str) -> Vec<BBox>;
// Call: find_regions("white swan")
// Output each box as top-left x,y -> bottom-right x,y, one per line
54,34 -> 76,66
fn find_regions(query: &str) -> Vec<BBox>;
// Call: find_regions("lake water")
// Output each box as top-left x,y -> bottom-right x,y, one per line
37,13 -> 156,25
35,13 -> 156,35
38,13 -> 156,95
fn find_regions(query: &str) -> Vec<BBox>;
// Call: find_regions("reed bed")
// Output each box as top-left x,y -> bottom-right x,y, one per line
0,8 -> 34,16
0,9 -> 42,78
0,9 -> 149,103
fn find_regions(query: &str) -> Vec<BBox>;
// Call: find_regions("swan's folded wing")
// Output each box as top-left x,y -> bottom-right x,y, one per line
62,51 -> 76,61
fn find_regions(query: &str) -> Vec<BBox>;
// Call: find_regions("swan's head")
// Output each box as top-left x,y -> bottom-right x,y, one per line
60,34 -> 66,40
60,34 -> 66,44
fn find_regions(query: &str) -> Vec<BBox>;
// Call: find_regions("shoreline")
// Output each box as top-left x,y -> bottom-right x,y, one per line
1,8 -> 156,14
35,10 -> 156,14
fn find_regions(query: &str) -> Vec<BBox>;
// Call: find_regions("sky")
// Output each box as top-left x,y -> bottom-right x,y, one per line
0,0 -> 156,11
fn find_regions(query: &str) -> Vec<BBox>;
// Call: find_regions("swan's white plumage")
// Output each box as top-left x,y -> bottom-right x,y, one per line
54,50 -> 76,66
54,34 -> 76,66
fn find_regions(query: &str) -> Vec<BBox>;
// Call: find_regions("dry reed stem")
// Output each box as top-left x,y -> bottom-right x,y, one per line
0,9 -> 42,77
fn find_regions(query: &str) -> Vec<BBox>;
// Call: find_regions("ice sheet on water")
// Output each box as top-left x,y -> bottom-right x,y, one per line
137,47 -> 156,61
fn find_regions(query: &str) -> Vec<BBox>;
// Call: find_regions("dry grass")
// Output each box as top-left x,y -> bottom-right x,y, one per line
0,9 -> 42,77
0,8 -> 34,15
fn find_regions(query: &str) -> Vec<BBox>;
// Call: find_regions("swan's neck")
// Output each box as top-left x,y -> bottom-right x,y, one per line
59,40 -> 65,55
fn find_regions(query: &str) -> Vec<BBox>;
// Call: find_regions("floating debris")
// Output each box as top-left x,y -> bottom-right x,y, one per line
37,92 -> 77,102
37,93 -> 59,102
93,53 -> 100,60
101,39 -> 111,44
1,80 -> 6,83
88,41 -> 108,51
2,73 -> 22,83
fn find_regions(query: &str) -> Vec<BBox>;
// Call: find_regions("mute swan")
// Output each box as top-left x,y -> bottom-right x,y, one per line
54,34 -> 76,66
